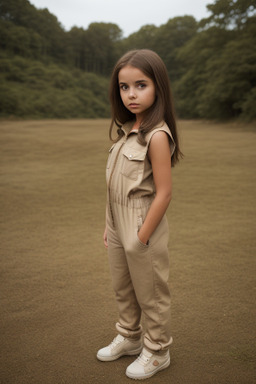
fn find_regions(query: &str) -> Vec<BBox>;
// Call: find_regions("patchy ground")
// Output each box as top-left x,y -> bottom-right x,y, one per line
0,119 -> 255,384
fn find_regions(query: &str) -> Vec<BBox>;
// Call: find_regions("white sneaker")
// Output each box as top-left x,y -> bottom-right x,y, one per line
126,347 -> 170,380
97,334 -> 143,362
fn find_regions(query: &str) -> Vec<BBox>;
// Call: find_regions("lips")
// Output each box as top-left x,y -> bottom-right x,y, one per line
129,103 -> 139,107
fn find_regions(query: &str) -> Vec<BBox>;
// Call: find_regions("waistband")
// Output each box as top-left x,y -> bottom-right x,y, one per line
108,189 -> 154,208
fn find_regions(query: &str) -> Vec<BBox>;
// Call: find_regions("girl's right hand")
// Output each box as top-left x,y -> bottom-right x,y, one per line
103,226 -> 108,248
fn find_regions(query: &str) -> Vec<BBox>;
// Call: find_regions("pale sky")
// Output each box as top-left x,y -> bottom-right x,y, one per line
29,0 -> 211,37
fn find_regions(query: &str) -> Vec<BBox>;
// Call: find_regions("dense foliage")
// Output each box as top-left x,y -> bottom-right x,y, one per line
0,0 -> 255,120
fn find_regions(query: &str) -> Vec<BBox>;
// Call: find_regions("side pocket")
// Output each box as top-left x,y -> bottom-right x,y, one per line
136,216 -> 149,248
136,231 -> 149,248
137,215 -> 143,231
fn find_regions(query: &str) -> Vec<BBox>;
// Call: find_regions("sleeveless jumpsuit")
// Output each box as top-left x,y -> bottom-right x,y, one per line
106,120 -> 175,352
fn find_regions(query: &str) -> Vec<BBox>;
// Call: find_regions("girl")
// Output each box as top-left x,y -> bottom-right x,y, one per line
97,49 -> 182,380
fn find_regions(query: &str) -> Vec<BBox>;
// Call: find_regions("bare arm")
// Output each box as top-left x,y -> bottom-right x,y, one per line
138,131 -> 172,245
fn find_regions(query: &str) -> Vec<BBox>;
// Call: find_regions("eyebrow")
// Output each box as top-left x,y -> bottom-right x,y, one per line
119,79 -> 148,85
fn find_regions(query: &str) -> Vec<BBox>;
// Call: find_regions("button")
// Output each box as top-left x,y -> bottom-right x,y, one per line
129,154 -> 133,159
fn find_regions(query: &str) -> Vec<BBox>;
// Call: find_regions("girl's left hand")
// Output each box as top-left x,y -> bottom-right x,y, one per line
138,230 -> 148,245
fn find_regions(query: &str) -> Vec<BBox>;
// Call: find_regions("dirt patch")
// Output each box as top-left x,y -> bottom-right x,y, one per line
0,119 -> 255,383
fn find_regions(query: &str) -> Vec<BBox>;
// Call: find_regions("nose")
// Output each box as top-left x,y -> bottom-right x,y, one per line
128,87 -> 136,99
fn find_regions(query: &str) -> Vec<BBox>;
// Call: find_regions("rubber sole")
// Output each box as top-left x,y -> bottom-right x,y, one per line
97,346 -> 143,362
126,357 -> 170,380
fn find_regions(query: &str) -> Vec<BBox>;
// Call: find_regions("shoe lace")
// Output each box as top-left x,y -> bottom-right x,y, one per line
136,351 -> 152,367
110,335 -> 124,349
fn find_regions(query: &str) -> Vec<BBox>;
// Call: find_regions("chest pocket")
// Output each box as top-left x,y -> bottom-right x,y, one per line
121,146 -> 146,180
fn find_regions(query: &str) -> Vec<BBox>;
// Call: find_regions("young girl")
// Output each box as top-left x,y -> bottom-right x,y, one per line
97,49 -> 182,380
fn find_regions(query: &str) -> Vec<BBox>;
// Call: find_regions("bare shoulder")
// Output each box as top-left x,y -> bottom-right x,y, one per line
150,130 -> 169,144
148,130 -> 171,161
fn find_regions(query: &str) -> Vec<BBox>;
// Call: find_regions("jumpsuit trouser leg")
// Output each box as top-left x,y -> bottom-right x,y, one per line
107,197 -> 172,353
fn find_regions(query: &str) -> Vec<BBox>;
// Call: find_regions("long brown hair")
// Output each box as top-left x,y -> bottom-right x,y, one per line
109,49 -> 182,166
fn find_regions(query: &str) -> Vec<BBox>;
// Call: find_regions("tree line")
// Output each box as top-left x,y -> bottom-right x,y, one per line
0,0 -> 255,120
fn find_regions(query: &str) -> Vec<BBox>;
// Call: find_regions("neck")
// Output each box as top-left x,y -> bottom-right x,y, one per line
132,120 -> 141,130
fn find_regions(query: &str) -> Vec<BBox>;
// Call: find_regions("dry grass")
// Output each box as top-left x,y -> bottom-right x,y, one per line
0,119 -> 255,384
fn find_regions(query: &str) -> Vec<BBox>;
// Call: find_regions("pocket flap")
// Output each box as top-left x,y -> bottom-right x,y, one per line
122,146 -> 146,161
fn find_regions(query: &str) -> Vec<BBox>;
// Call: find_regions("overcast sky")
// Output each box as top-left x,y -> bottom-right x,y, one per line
29,0 -> 211,37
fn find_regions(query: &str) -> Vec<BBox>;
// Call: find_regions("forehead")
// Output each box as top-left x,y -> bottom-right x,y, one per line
118,65 -> 151,82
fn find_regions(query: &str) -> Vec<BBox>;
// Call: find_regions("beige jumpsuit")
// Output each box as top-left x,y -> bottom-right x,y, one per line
106,120 -> 175,353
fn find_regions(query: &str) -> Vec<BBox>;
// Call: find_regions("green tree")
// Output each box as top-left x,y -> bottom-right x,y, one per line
122,24 -> 158,51
67,27 -> 87,70
200,0 -> 256,29
83,22 -> 122,75
154,16 -> 198,81
196,37 -> 256,118
173,26 -> 233,117
122,17 -> 197,82
174,0 -> 256,119
1,0 -> 255,121
0,20 -> 45,59
0,0 -> 67,63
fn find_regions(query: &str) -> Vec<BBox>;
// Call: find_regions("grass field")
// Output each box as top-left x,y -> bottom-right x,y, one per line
0,119 -> 255,384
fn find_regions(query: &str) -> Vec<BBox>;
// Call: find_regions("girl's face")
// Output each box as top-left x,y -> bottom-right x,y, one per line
118,65 -> 156,122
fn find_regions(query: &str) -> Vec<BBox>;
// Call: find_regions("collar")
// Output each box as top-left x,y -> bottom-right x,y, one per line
121,120 -> 138,136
